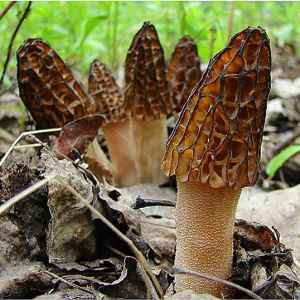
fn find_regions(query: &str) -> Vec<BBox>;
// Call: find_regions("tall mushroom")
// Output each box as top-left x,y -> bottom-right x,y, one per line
17,39 -> 112,181
167,36 -> 202,113
125,22 -> 173,184
161,27 -> 271,296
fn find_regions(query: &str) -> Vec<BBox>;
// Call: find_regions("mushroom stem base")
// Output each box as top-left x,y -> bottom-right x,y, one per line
175,181 -> 241,297
132,118 -> 167,184
104,121 -> 138,187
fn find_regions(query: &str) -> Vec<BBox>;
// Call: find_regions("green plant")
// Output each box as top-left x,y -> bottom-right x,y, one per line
1,1 -> 300,88
266,145 -> 300,178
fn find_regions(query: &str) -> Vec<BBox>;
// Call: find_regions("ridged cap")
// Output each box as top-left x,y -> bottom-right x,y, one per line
88,59 -> 128,124
167,36 -> 202,113
161,27 -> 271,189
124,22 -> 173,121
17,39 -> 96,128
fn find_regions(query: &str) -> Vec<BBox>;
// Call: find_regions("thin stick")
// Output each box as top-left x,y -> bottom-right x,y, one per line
0,127 -> 14,143
0,1 -> 16,21
132,196 -> 175,209
0,174 -> 55,216
105,245 -> 126,258
0,1 -> 32,89
54,176 -> 163,298
44,270 -> 96,296
273,127 -> 300,156
0,128 -> 61,167
14,143 -> 42,149
174,267 -> 262,300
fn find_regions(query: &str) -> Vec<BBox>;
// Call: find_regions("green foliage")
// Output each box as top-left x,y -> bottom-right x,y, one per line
266,145 -> 300,178
1,1 -> 300,86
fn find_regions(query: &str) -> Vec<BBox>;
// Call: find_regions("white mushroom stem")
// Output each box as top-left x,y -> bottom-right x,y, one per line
175,180 -> 241,297
103,118 -> 167,187
103,121 -> 139,187
132,117 -> 167,185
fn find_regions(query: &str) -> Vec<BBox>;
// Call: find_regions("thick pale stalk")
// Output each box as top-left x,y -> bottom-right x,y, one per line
176,181 -> 241,297
103,121 -> 139,187
132,118 -> 167,184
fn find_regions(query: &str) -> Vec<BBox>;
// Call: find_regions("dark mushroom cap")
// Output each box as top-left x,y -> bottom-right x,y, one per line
167,36 -> 202,113
88,59 -> 128,124
17,38 -> 96,129
161,27 -> 271,189
124,22 -> 173,121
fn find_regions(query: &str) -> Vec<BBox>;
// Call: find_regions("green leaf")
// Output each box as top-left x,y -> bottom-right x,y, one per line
266,144 -> 300,178
78,15 -> 107,48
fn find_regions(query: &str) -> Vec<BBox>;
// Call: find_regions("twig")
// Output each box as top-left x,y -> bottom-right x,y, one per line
54,176 -> 163,298
0,127 -> 61,168
13,143 -> 42,149
0,127 -> 15,143
0,1 -> 32,89
273,127 -> 300,155
174,267 -> 262,300
105,245 -> 127,258
132,196 -> 175,209
44,270 -> 97,296
0,174 -> 55,216
0,1 -> 16,21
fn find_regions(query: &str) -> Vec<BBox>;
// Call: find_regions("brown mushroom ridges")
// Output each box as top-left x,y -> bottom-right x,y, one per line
17,38 -> 96,129
125,22 -> 172,120
88,59 -> 128,123
162,27 -> 271,189
167,36 -> 202,113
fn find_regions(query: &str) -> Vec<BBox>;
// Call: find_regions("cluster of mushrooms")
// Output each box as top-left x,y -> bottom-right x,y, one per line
17,22 -> 271,298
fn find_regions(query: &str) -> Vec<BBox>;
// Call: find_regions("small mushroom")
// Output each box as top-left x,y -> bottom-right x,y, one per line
124,22 -> 173,185
88,59 -> 137,186
17,39 -> 112,181
161,27 -> 271,296
167,36 -> 202,113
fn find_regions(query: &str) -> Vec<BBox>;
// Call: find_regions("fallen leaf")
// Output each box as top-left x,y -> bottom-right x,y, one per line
53,114 -> 105,160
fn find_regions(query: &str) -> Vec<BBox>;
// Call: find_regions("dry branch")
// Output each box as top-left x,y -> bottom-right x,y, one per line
0,1 -> 16,21
0,1 -> 32,89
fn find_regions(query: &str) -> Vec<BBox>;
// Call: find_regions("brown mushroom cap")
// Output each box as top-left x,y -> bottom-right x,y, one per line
88,59 -> 128,123
17,38 -> 96,129
124,22 -> 173,121
161,27 -> 271,189
167,36 -> 202,113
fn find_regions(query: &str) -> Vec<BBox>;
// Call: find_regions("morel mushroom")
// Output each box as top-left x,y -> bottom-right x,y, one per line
161,27 -> 271,296
124,22 -> 173,185
167,36 -> 202,113
17,39 -> 112,181
88,59 -> 137,186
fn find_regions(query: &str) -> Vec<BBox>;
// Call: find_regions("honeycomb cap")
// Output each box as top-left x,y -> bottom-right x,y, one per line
167,36 -> 202,113
161,27 -> 271,189
88,59 -> 128,124
17,39 -> 96,129
124,22 -> 172,121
